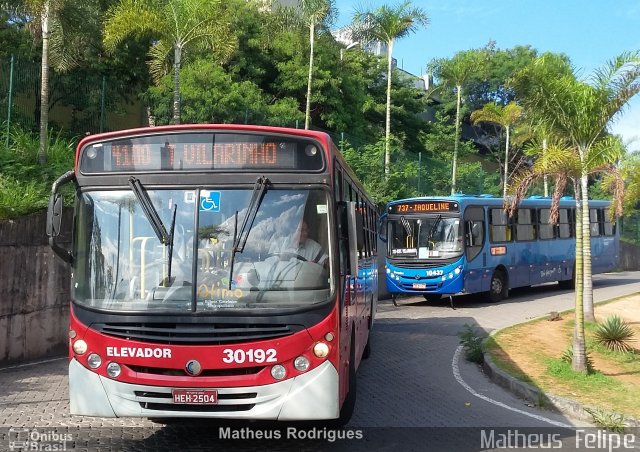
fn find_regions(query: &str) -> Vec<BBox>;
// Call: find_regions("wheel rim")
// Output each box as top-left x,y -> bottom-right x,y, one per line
491,276 -> 503,294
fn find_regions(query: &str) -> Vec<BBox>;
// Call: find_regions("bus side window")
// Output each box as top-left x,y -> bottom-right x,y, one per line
489,208 -> 511,242
604,209 -> 616,236
515,208 -> 536,241
590,208 -> 600,236
539,209 -> 555,240
558,208 -> 572,239
464,206 -> 485,261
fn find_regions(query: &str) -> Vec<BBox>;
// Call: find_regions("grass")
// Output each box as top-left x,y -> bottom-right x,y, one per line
486,298 -> 640,420
0,126 -> 76,219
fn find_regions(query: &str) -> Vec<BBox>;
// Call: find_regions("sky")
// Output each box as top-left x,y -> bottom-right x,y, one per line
333,0 -> 640,152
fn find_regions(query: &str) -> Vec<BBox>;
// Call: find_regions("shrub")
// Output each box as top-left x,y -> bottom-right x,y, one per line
0,126 -> 76,220
594,315 -> 636,353
561,346 -> 595,374
459,324 -> 484,364
584,407 -> 627,432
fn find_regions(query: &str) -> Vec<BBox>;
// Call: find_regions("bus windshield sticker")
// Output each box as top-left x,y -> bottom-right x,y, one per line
316,204 -> 328,214
200,191 -> 221,212
391,248 -> 417,257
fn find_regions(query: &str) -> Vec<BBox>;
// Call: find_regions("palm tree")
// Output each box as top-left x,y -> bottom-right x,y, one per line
471,101 -> 524,197
103,0 -> 235,124
508,134 -> 625,373
19,0 -> 92,163
430,49 -> 486,194
351,1 -> 428,176
298,0 -> 335,130
271,0 -> 336,129
518,52 -> 640,322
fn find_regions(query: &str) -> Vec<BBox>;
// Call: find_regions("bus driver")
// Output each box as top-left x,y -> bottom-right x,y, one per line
270,220 -> 328,266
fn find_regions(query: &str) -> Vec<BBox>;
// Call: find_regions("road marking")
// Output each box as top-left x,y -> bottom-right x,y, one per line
0,356 -> 65,372
452,346 -> 573,428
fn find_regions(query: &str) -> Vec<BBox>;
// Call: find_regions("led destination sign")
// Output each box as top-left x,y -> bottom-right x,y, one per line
388,201 -> 459,214
80,132 -> 324,173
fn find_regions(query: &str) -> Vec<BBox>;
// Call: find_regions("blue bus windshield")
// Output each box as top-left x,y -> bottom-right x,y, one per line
387,215 -> 463,260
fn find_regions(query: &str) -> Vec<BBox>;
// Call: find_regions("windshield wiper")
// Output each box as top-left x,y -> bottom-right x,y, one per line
400,216 -> 413,236
427,214 -> 443,244
129,176 -> 177,286
233,176 -> 270,253
228,176 -> 270,289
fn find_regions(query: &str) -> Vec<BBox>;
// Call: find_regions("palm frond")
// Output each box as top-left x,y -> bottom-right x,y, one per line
103,0 -> 165,52
147,40 -> 173,83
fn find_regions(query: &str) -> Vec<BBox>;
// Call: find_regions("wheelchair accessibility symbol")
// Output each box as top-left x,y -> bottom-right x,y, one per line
200,191 -> 221,212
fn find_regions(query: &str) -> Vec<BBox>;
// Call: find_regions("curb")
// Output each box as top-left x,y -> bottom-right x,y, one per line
482,340 -> 640,428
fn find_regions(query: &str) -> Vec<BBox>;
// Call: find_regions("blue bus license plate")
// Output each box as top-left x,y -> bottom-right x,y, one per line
412,283 -> 426,289
172,389 -> 218,404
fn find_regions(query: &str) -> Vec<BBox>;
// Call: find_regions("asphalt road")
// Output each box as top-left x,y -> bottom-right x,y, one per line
1,271 -> 639,451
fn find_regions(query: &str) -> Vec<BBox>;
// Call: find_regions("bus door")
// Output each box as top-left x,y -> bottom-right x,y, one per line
463,206 -> 485,294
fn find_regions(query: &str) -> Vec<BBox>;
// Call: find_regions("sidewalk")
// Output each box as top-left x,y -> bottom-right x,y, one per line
482,294 -> 640,428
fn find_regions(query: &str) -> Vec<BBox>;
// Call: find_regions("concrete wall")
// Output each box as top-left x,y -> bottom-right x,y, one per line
0,210 -> 72,364
618,241 -> 640,272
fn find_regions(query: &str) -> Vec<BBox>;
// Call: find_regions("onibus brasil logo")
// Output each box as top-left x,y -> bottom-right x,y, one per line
8,428 -> 72,451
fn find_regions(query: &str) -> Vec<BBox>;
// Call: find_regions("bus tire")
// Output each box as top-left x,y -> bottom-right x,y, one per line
362,336 -> 371,359
423,294 -> 441,303
487,270 -> 507,303
336,342 -> 357,426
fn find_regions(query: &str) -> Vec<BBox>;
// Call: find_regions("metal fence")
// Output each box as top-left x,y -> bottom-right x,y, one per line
0,55 -> 145,138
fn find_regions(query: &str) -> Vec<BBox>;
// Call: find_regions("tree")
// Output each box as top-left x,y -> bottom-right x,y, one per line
273,0 -> 337,129
15,0 -> 96,163
103,0 -> 235,124
471,101 -> 524,197
298,0 -> 336,130
144,58 -> 302,126
429,49 -> 487,194
509,133 -> 625,372
351,1 -> 428,176
516,52 -> 640,323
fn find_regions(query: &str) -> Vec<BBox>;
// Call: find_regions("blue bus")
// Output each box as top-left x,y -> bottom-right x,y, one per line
379,195 -> 619,304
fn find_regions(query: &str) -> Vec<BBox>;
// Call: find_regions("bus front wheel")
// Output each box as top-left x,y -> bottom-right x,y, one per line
336,342 -> 357,426
423,294 -> 441,303
487,270 -> 507,303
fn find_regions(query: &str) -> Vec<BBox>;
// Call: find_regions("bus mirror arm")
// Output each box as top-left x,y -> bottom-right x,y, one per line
47,170 -> 75,264
346,202 -> 358,276
377,214 -> 388,243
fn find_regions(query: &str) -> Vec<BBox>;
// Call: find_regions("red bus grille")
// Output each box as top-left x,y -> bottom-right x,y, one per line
93,322 -> 298,345
129,365 -> 264,377
135,391 -> 257,399
140,402 -> 255,412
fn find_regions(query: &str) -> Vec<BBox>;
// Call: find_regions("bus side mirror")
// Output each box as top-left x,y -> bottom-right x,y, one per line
46,193 -> 63,237
355,209 -> 364,252
338,201 -> 358,276
47,170 -> 75,264
378,214 -> 388,243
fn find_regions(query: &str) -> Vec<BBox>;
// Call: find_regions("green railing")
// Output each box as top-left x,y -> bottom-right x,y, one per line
0,56 -> 145,138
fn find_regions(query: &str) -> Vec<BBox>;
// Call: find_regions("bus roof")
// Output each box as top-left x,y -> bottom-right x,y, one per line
386,195 -> 611,209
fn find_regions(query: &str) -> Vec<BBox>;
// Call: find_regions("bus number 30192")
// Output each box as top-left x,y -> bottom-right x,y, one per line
222,348 -> 278,364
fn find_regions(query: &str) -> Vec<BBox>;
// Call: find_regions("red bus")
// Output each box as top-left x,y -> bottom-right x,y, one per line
46,124 -> 378,424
